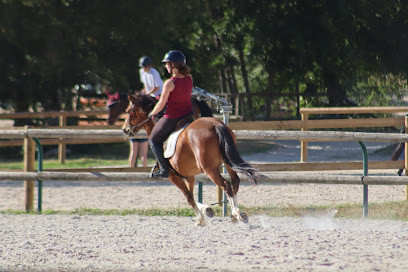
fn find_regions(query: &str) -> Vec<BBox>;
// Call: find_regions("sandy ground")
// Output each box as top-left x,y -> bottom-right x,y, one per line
1,214 -> 408,272
1,169 -> 408,271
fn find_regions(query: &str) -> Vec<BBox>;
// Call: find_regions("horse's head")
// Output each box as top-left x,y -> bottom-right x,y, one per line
107,92 -> 128,125
122,93 -> 155,136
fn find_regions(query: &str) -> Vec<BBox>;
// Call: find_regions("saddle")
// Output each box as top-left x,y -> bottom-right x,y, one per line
163,113 -> 195,159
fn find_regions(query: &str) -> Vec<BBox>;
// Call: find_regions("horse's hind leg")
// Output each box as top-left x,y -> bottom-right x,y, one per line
205,168 -> 247,223
170,175 -> 206,226
185,176 -> 214,218
225,165 -> 248,223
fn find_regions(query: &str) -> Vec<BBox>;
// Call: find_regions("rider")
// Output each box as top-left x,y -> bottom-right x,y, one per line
127,56 -> 164,168
139,56 -> 164,99
147,50 -> 194,178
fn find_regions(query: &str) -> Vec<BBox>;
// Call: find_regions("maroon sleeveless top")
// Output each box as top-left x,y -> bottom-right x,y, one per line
164,76 -> 193,119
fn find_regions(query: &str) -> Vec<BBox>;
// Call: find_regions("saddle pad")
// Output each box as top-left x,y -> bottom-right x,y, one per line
164,124 -> 189,159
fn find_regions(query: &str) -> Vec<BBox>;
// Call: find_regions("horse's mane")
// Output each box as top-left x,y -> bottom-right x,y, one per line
133,93 -> 157,113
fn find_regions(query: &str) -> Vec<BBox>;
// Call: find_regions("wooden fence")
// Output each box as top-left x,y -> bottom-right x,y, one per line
1,127 -> 408,213
2,107 -> 408,214
2,106 -> 408,166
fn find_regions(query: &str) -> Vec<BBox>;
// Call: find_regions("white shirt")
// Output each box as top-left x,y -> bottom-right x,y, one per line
139,67 -> 163,97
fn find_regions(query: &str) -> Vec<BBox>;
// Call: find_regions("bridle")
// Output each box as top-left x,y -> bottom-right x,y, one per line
125,103 -> 151,136
126,118 -> 150,136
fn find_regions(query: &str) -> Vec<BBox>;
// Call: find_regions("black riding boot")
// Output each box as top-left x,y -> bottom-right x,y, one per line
149,140 -> 169,178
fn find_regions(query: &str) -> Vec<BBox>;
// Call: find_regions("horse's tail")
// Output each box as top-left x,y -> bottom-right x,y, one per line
215,124 -> 259,184
193,98 -> 213,117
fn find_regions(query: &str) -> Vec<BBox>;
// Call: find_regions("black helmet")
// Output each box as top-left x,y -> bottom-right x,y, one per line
162,50 -> 186,64
139,56 -> 152,67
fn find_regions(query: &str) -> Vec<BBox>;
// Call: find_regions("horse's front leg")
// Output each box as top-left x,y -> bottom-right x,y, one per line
185,176 -> 214,218
170,174 -> 206,226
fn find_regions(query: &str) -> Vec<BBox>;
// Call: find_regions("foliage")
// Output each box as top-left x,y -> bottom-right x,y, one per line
1,0 -> 408,120
353,73 -> 408,107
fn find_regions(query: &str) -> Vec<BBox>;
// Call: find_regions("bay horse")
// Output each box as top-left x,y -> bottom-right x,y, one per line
106,91 -> 213,125
122,93 -> 260,226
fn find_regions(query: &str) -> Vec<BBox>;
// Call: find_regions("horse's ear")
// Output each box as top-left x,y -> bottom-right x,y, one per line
128,94 -> 136,104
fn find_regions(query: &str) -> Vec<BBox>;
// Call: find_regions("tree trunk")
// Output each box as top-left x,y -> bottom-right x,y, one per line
237,46 -> 253,117
214,33 -> 228,94
321,66 -> 356,107
229,64 -> 238,94
226,67 -> 234,95
296,81 -> 300,119
265,72 -> 275,120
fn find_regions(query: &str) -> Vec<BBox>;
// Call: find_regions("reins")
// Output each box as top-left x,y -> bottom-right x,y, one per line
127,118 -> 150,136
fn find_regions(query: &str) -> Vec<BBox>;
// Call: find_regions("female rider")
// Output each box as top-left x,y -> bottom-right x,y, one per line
147,50 -> 193,178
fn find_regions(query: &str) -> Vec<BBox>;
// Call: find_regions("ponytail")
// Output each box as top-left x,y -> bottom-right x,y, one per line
174,63 -> 191,77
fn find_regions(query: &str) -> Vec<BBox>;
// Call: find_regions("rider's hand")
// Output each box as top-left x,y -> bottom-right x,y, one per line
148,113 -> 155,120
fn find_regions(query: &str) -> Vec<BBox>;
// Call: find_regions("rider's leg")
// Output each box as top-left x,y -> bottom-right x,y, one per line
149,117 -> 178,178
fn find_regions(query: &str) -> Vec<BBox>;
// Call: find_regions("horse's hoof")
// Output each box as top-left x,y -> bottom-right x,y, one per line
239,212 -> 249,223
205,207 -> 214,218
196,220 -> 206,227
231,215 -> 238,223
195,216 -> 206,226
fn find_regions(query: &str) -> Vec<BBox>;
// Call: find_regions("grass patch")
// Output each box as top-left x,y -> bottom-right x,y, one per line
0,158 -> 159,170
243,201 -> 408,221
2,201 -> 408,221
0,140 -> 276,170
0,158 -> 130,170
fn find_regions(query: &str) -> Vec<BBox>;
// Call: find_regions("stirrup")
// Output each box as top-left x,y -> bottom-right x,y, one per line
150,169 -> 169,178
149,163 -> 169,178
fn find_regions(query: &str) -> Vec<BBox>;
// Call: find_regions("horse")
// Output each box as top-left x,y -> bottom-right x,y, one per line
122,93 -> 260,226
106,91 -> 213,125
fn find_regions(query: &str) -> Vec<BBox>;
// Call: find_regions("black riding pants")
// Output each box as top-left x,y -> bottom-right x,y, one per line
149,117 -> 180,146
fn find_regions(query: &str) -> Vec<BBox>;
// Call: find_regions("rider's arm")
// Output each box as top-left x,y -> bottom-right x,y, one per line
145,86 -> 159,95
148,79 -> 174,116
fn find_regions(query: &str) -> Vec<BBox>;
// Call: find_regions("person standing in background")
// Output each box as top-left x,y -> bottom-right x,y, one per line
129,56 -> 164,167
139,56 -> 163,99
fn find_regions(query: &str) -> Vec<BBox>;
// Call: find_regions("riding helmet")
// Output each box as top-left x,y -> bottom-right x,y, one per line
162,50 -> 186,64
139,56 -> 153,67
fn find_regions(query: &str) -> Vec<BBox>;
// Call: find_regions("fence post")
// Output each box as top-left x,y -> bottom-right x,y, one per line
58,115 -> 67,164
24,126 -> 35,212
358,141 -> 369,217
234,95 -> 239,117
301,113 -> 308,162
405,115 -> 408,201
220,104 -> 233,216
32,138 -> 43,213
